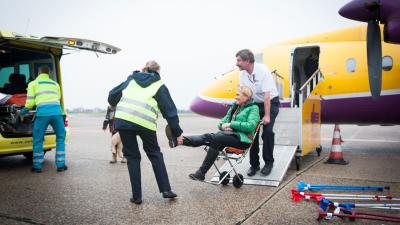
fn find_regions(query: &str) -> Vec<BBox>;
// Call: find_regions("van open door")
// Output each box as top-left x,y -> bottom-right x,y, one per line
0,31 -> 121,54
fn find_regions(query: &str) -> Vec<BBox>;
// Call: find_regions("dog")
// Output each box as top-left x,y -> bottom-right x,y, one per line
110,132 -> 126,164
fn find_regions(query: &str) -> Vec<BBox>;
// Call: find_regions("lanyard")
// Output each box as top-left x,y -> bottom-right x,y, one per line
248,74 -> 256,84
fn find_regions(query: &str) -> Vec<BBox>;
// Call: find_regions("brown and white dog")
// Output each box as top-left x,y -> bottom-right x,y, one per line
110,132 -> 126,163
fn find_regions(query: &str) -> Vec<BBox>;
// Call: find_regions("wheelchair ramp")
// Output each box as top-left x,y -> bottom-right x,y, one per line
210,145 -> 297,187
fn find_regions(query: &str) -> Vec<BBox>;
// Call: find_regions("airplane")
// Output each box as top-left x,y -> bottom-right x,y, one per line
339,0 -> 400,99
189,25 -> 399,169
190,25 -> 399,125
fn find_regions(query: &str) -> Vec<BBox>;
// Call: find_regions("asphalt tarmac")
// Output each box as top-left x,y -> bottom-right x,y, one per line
0,114 -> 399,225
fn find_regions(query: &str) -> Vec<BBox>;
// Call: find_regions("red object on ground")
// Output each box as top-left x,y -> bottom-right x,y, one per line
5,94 -> 27,106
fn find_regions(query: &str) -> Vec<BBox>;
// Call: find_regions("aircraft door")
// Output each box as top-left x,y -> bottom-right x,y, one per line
289,46 -> 320,108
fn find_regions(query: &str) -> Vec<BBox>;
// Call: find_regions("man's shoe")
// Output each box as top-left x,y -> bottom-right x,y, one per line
260,163 -> 273,176
130,197 -> 142,205
247,166 -> 260,177
162,190 -> 177,199
57,165 -> 68,172
188,170 -> 205,181
165,125 -> 177,148
31,167 -> 42,173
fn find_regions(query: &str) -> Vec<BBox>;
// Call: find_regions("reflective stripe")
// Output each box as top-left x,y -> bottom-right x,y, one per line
38,81 -> 56,85
121,97 -> 157,114
56,151 -> 65,155
36,91 -> 58,96
37,101 -> 60,106
56,157 -> 65,161
33,159 -> 44,163
117,106 -> 156,124
27,96 -> 35,100
33,153 -> 43,157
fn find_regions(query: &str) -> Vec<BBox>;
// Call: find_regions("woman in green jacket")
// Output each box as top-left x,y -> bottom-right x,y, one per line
167,86 -> 260,181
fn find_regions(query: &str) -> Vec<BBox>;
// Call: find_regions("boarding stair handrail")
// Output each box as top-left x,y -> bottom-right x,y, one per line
299,69 -> 323,103
271,69 -> 284,100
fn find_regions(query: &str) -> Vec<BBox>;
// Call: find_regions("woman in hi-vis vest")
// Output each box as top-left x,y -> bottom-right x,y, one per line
108,61 -> 183,204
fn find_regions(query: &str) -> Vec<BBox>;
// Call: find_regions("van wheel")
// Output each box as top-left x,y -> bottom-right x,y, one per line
23,152 -> 33,159
23,150 -> 50,160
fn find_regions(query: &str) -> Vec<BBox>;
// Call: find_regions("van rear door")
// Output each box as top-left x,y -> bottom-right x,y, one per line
0,31 -> 121,54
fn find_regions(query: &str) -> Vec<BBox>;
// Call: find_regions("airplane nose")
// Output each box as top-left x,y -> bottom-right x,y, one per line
190,69 -> 239,118
190,96 -> 228,118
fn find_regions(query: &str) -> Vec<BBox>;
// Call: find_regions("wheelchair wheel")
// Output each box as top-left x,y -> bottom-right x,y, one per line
219,171 -> 230,185
233,174 -> 244,188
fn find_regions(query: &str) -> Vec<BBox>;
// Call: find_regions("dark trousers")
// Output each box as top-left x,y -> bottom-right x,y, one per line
119,129 -> 171,199
184,132 -> 249,174
250,97 -> 280,168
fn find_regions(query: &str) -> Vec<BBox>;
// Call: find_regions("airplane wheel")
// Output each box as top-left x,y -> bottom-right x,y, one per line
316,146 -> 322,156
219,171 -> 230,185
295,156 -> 301,171
233,174 -> 244,188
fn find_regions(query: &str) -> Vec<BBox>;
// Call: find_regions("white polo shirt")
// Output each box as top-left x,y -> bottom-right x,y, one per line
239,63 -> 279,103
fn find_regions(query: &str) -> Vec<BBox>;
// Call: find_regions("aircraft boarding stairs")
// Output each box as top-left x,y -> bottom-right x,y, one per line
211,70 -> 324,187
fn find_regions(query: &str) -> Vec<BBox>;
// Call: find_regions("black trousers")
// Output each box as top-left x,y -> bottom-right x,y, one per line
184,132 -> 249,174
250,97 -> 280,168
184,132 -> 249,151
119,129 -> 171,199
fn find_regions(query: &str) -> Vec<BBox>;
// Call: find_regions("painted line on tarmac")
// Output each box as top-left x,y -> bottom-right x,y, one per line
321,138 -> 400,143
236,155 -> 329,224
0,213 -> 46,225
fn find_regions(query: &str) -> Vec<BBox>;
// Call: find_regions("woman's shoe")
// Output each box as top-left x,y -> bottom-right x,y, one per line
188,170 -> 205,181
162,190 -> 177,198
130,197 -> 142,204
165,125 -> 177,148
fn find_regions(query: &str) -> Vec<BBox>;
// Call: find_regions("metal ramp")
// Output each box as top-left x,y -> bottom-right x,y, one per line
210,145 -> 297,186
210,108 -> 299,187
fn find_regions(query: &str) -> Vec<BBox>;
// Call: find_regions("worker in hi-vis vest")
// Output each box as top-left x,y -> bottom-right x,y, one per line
21,65 -> 67,173
108,60 -> 183,205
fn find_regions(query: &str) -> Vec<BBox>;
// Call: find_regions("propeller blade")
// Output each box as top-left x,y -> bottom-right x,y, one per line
366,20 -> 382,100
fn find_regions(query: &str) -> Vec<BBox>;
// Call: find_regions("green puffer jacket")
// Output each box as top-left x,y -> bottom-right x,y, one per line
218,101 -> 260,144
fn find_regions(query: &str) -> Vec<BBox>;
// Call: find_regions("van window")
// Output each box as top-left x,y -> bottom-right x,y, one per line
382,56 -> 393,71
346,58 -> 356,73
19,64 -> 30,83
0,66 -> 15,88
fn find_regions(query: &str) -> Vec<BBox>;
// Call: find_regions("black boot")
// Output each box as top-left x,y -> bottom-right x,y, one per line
183,133 -> 215,147
189,147 -> 219,180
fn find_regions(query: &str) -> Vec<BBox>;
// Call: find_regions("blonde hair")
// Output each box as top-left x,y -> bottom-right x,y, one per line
237,86 -> 253,99
142,60 -> 160,73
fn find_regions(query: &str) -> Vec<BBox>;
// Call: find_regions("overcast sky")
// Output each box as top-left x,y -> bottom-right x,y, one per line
1,0 -> 361,109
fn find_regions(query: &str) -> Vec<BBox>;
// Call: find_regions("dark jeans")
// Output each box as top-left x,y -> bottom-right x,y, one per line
184,131 -> 249,151
250,97 -> 280,168
184,132 -> 250,174
119,129 -> 171,199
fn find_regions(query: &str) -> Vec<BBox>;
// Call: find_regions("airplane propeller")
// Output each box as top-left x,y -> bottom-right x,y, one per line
366,20 -> 382,100
365,1 -> 382,100
339,0 -> 384,100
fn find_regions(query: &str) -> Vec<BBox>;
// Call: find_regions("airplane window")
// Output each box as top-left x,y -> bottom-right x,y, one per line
346,58 -> 356,73
382,56 -> 393,71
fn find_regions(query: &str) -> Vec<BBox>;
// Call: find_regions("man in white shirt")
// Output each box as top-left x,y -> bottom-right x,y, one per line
236,49 -> 280,176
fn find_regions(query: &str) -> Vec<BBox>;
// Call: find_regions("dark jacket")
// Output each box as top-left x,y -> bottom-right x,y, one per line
218,101 -> 260,144
108,70 -> 183,137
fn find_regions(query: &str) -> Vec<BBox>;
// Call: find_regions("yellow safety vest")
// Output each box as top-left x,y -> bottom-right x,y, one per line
115,79 -> 163,131
25,73 -> 61,109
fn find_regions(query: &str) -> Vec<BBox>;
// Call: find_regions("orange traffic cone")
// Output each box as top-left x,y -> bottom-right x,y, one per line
326,124 -> 348,165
